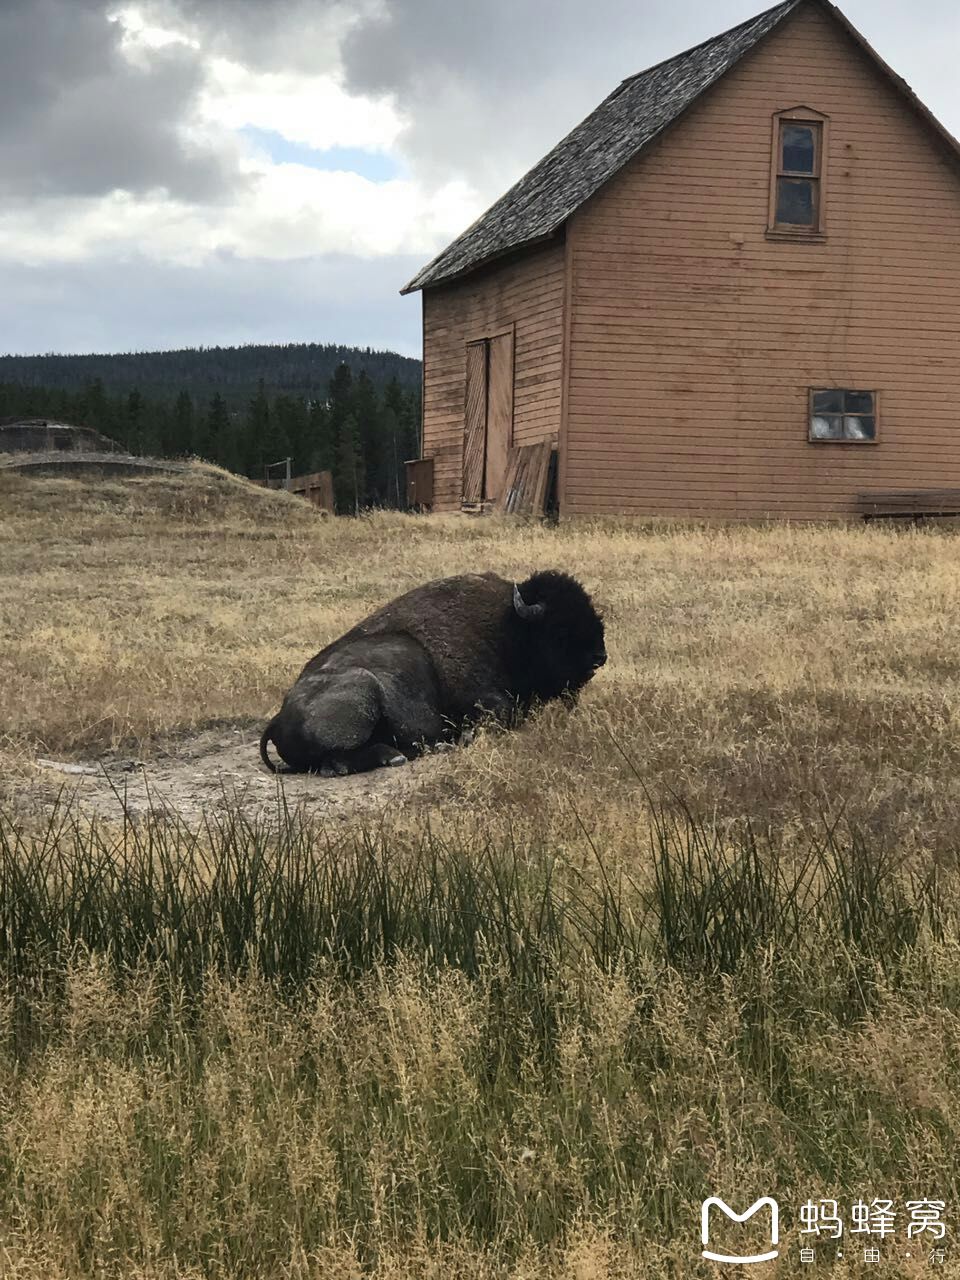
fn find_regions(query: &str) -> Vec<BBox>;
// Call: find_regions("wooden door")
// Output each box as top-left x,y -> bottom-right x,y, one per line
462,341 -> 487,505
462,332 -> 514,507
484,332 -> 514,502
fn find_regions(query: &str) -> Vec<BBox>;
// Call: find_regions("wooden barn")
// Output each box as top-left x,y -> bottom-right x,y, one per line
402,0 -> 960,520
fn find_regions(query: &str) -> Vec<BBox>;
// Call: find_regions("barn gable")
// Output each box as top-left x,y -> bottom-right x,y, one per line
402,0 -> 960,297
560,0 -> 960,518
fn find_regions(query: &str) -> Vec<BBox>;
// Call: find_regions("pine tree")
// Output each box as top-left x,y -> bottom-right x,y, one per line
121,390 -> 138,451
196,393 -> 229,462
352,370 -> 385,506
335,413 -> 361,514
81,378 -> 109,435
244,379 -> 272,478
261,395 -> 291,476
170,390 -> 195,456
216,407 -> 244,474
381,404 -> 402,507
307,399 -> 335,474
274,395 -> 310,474
383,377 -> 410,506
324,362 -> 355,500
150,400 -> 172,458
328,362 -> 353,417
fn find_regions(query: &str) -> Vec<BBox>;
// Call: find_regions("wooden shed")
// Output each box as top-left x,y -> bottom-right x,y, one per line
402,0 -> 960,520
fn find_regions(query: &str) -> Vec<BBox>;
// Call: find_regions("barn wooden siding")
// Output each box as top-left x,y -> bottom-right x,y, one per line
562,3 -> 960,519
421,242 -> 565,510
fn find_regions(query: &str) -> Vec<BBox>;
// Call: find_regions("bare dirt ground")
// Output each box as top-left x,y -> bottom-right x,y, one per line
16,724 -> 443,823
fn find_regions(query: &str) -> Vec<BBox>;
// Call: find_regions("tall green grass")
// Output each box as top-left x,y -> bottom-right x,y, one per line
0,797 -> 952,1012
2,798 -> 960,1276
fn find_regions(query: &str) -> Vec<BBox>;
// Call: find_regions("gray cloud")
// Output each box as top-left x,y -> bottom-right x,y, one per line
341,0 -> 960,198
3,0 -> 960,358
0,0 -> 242,200
0,252 -> 422,356
8,0 -> 955,208
340,1 -> 765,192
148,0 -> 361,75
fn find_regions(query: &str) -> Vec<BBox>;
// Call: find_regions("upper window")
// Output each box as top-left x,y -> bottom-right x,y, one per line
809,389 -> 877,443
775,120 -> 821,230
768,110 -> 827,237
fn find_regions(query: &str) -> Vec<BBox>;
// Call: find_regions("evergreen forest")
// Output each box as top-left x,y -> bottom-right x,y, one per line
0,344 -> 423,513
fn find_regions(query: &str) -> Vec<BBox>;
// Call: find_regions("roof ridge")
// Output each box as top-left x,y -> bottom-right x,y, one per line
615,0 -> 801,91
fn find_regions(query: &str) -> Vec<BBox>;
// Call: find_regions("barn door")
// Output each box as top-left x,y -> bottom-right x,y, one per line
462,341 -> 487,505
461,331 -> 514,507
485,332 -> 514,502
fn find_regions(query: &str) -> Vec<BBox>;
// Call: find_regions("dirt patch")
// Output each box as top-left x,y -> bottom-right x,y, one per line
14,725 -> 443,823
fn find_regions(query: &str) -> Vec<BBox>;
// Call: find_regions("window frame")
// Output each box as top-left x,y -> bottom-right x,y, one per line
808,388 -> 879,445
767,107 -> 829,240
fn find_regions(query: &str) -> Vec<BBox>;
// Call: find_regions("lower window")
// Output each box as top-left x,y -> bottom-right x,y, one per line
809,389 -> 876,442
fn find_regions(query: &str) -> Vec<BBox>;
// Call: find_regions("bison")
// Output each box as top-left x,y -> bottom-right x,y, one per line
259,569 -> 606,776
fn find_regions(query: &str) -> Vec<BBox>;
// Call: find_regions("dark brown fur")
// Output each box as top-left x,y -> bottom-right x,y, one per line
260,569 -> 605,775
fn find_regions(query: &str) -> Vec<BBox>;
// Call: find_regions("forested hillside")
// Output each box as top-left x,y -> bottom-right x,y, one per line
0,343 -> 420,408
0,361 -> 422,513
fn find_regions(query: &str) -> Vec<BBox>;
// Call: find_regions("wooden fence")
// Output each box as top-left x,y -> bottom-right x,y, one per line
257,469 -> 335,512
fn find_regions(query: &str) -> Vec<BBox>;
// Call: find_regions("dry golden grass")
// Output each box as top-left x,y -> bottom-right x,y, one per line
5,466 -> 960,1277
4,463 -> 960,848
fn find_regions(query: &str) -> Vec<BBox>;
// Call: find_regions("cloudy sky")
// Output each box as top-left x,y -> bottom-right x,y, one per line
1,0 -> 957,358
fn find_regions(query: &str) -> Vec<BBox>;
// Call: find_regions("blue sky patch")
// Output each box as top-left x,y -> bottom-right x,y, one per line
242,128 -> 402,181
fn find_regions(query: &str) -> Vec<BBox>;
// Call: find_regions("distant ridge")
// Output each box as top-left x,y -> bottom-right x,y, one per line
0,342 -> 421,408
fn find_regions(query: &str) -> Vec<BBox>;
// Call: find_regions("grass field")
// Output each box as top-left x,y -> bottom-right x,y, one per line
3,466 -> 960,1276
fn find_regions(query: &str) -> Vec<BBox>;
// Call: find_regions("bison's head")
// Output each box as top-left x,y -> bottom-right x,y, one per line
510,569 -> 606,701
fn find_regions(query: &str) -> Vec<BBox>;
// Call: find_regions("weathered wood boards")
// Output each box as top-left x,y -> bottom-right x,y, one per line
423,247 -> 564,513
462,342 -> 487,506
263,470 -> 335,511
485,332 -> 514,501
462,332 -> 516,509
495,440 -> 554,516
289,471 -> 335,512
857,489 -> 960,520
404,457 -> 435,510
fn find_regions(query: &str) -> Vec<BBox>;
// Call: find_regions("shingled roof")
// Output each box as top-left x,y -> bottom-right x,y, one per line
401,0 -> 960,294
401,0 -> 800,294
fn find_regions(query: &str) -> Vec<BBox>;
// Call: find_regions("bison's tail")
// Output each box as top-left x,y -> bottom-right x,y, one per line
259,720 -> 280,773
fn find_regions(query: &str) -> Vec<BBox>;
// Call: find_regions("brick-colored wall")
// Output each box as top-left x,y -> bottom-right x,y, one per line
421,243 -> 565,511
563,1 -> 960,518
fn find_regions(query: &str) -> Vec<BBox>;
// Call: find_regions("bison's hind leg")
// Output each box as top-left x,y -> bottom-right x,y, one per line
297,672 -> 416,776
285,669 -> 385,775
333,741 -> 408,775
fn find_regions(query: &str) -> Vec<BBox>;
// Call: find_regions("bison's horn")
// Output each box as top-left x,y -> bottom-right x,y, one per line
513,583 -> 546,619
